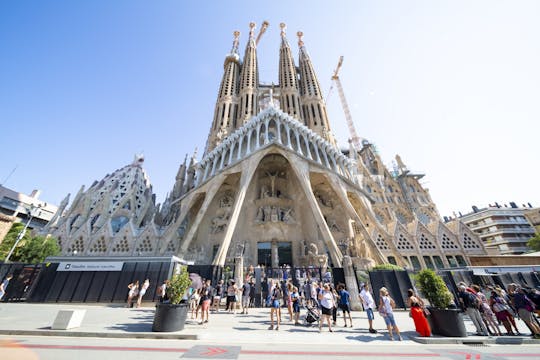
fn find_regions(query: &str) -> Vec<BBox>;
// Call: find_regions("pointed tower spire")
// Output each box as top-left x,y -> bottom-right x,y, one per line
237,22 -> 260,125
184,148 -> 198,193
205,31 -> 241,154
172,154 -> 188,198
297,31 -> 337,146
278,23 -> 302,121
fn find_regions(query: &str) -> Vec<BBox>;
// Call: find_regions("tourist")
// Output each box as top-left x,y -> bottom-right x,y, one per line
512,286 -> 540,339
359,283 -> 377,333
291,286 -> 301,325
457,285 -> 488,336
330,283 -> 339,326
0,274 -> 13,301
241,279 -> 251,314
189,288 -> 200,319
137,279 -> 150,308
303,280 -> 312,306
379,287 -> 401,340
471,285 -> 501,336
285,281 -> 294,321
379,287 -> 402,341
318,283 -> 335,332
157,280 -> 168,303
199,287 -> 211,324
337,283 -> 353,328
212,280 -> 224,312
226,280 -> 238,314
126,280 -> 139,308
269,280 -> 283,330
248,278 -> 256,308
490,290 -> 519,335
406,289 -> 431,337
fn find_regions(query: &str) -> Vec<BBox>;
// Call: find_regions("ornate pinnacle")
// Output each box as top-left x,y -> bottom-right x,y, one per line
232,30 -> 240,52
280,23 -> 287,36
249,22 -> 256,39
255,20 -> 269,45
297,31 -> 304,46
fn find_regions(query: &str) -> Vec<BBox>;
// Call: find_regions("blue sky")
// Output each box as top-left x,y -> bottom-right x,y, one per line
1,1 -> 539,217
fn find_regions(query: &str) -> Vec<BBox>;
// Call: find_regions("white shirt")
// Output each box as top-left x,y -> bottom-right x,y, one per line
360,288 -> 375,309
320,290 -> 335,309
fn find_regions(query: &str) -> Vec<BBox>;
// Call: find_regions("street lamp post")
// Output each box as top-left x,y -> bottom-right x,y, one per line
5,204 -> 42,263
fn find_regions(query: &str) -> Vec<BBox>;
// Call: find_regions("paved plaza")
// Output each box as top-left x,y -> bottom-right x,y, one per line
0,302 -> 538,345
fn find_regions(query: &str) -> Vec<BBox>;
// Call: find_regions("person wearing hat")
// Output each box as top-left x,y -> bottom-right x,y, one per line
378,287 -> 401,340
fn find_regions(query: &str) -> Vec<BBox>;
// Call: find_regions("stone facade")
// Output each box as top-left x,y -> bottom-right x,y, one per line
46,23 -> 487,269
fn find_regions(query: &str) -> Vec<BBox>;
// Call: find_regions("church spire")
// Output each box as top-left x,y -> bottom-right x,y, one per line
237,22 -> 260,125
297,31 -> 336,146
205,31 -> 241,154
278,23 -> 302,122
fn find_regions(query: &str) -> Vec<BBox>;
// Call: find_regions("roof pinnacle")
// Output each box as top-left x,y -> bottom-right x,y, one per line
255,20 -> 269,45
232,30 -> 240,53
280,23 -> 287,37
297,31 -> 304,47
249,22 -> 256,40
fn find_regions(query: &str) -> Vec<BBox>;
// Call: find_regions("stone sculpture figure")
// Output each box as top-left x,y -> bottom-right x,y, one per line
211,212 -> 230,233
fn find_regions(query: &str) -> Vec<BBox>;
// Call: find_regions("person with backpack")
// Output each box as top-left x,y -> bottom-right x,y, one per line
241,279 -> 251,314
512,286 -> 540,339
458,285 -> 488,336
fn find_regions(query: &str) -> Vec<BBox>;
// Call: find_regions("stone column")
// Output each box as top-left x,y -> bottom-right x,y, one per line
271,240 -> 279,269
342,255 -> 362,311
234,256 -> 244,288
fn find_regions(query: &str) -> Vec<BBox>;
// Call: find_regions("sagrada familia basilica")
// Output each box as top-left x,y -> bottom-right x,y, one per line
43,22 -> 487,271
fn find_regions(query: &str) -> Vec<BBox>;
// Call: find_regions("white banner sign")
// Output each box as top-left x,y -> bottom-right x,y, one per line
57,262 -> 124,272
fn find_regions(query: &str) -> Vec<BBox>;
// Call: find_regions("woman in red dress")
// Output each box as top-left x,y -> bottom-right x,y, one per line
407,289 -> 431,337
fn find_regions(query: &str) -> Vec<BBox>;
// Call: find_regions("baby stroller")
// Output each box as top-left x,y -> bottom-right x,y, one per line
303,303 -> 320,326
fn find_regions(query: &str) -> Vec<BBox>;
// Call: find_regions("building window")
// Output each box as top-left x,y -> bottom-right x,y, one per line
433,256 -> 444,269
423,256 -> 435,269
446,256 -> 458,268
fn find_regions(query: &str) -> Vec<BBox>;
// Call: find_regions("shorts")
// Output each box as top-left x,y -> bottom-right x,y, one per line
139,289 -> 146,297
293,302 -> 300,313
201,299 -> 211,311
365,308 -> 374,320
518,308 -> 534,323
242,296 -> 250,306
383,313 -> 396,327
272,300 -> 281,309
227,295 -> 236,303
339,303 -> 350,313
321,306 -> 333,316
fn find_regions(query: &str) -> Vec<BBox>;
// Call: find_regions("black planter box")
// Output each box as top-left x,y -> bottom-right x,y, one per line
427,307 -> 467,337
152,303 -> 188,332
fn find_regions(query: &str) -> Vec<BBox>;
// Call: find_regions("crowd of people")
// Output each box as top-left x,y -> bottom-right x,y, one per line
456,282 -> 540,338
122,270 -> 539,340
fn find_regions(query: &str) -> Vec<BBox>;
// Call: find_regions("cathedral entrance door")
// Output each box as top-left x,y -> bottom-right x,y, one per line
277,242 -> 292,266
257,242 -> 272,267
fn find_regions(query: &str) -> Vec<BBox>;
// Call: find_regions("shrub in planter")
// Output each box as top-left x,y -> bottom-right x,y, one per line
152,265 -> 191,332
415,269 -> 466,337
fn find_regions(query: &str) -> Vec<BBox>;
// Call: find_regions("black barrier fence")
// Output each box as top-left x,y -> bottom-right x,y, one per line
23,260 -> 174,303
0,262 -> 42,302
368,270 -> 413,310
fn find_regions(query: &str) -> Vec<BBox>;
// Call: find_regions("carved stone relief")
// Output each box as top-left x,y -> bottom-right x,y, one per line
211,211 -> 230,233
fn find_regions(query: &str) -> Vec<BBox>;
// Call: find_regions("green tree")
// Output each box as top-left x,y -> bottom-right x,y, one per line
415,269 -> 453,309
0,223 -> 60,263
527,233 -> 540,252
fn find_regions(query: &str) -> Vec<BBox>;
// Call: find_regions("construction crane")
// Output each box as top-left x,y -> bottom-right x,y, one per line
330,56 -> 362,150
